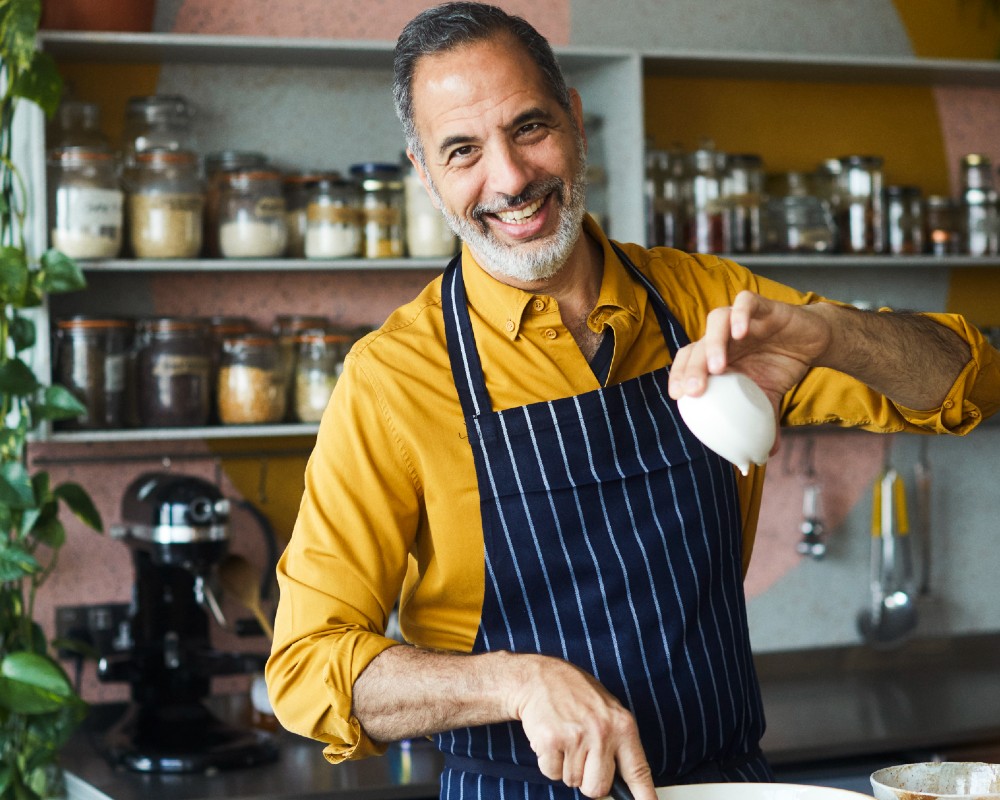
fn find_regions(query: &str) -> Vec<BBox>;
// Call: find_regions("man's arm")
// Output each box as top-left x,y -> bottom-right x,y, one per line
667,290 -> 970,413
353,644 -> 656,800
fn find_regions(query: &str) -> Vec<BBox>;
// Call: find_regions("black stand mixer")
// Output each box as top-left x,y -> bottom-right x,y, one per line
98,472 -> 279,773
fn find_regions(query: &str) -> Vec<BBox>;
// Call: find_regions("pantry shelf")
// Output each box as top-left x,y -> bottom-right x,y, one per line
74,258 -> 447,272
40,423 -> 320,443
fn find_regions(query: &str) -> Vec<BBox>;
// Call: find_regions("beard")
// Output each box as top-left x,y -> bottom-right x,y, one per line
426,148 -> 589,283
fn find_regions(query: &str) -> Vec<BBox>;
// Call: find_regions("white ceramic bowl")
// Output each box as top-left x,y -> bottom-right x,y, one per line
871,762 -> 1000,800
656,783 -> 870,800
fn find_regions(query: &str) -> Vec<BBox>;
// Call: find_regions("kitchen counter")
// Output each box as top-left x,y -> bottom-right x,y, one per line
62,633 -> 1000,800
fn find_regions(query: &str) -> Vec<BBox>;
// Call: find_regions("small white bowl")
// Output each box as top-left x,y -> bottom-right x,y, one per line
656,782 -> 870,800
676,371 -> 776,476
871,762 -> 1000,800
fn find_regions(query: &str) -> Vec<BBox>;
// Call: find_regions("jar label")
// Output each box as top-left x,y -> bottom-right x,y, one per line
105,353 -> 126,392
255,196 -> 286,220
363,206 -> 402,226
307,203 -> 359,225
152,353 -> 210,378
55,186 -> 123,234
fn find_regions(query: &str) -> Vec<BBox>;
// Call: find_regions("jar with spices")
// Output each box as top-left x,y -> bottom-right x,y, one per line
207,315 -> 257,422
127,149 -> 204,258
47,146 -> 123,259
53,316 -> 132,430
304,176 -> 363,258
217,334 -> 287,424
203,151 -> 269,257
722,153 -> 764,254
924,195 -> 960,256
273,314 -> 329,417
284,171 -> 336,258
121,94 -> 195,168
644,144 -> 687,249
684,140 -> 727,254
350,163 -> 405,258
884,185 -> 923,255
134,317 -> 211,428
218,168 -> 288,258
293,332 -> 350,422
837,155 -> 885,254
403,162 -> 456,258
959,154 -> 999,256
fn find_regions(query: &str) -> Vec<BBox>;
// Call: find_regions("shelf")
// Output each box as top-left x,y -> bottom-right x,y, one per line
729,255 -> 1000,269
42,423 -> 319,443
75,257 -> 448,272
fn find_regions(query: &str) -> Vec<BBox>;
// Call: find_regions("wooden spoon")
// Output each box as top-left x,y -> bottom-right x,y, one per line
218,553 -> 274,639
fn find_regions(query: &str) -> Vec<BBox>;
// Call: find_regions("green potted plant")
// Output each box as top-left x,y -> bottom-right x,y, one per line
0,1 -> 104,798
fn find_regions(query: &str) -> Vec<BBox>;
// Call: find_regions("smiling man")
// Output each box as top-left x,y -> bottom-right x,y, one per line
266,5 -> 1000,800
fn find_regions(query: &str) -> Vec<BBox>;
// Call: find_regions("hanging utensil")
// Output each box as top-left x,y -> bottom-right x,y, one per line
218,553 -> 274,640
793,437 -> 826,559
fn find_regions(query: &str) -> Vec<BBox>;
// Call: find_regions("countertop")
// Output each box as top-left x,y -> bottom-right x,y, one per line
62,633 -> 1000,800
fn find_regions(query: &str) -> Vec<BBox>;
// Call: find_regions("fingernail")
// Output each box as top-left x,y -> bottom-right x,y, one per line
708,355 -> 723,373
686,376 -> 700,392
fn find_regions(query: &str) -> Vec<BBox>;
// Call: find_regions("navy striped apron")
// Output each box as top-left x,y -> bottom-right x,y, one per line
436,243 -> 771,800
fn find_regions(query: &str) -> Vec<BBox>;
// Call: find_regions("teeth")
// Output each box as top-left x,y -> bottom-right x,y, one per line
496,197 -> 544,224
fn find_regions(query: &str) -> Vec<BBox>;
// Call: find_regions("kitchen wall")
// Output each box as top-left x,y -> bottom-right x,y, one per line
34,0 -> 1000,704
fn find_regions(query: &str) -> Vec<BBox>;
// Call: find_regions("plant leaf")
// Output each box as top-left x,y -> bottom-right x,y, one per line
32,384 -> 87,421
0,0 -> 41,72
0,357 -> 40,396
12,50 -> 63,118
54,482 -> 103,532
0,246 -> 29,305
0,460 -> 36,508
38,249 -> 87,295
9,313 -> 36,351
29,516 -> 65,548
0,540 -> 40,581
0,652 -> 75,714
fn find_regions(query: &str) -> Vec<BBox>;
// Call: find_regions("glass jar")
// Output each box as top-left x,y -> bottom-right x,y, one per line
127,149 -> 204,258
837,155 -> 885,254
960,154 -> 999,256
644,145 -> 687,249
723,153 -> 764,254
203,151 -> 269,258
762,172 -> 836,254
304,176 -> 363,258
53,316 -> 132,430
273,314 -> 330,419
217,168 -> 288,258
403,163 -> 457,258
134,317 -> 211,428
583,114 -> 609,231
207,315 -> 257,423
47,146 -> 124,259
293,332 -> 351,422
217,334 -> 287,425
351,163 -> 404,258
121,94 -> 195,168
924,195 -> 960,256
684,141 -> 727,254
284,171 -> 335,258
47,100 -> 111,151
884,185 -> 923,256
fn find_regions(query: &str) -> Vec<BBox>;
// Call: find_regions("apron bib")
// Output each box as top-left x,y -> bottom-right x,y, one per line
436,244 -> 771,800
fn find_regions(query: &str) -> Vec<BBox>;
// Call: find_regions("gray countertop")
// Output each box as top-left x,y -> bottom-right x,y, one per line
62,633 -> 1000,800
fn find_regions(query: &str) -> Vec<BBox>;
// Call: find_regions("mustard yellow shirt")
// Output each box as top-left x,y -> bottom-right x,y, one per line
267,216 -> 1000,762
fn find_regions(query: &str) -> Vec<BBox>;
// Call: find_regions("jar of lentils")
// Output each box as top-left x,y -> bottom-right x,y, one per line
47,146 -> 123,259
350,163 -> 404,258
134,317 -> 211,427
217,168 -> 288,258
127,149 -> 204,258
217,334 -> 287,424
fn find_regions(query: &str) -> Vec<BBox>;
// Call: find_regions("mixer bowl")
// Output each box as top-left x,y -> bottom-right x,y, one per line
656,783 -> 870,800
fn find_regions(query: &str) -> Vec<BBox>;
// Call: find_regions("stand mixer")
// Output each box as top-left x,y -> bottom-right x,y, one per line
98,471 -> 279,773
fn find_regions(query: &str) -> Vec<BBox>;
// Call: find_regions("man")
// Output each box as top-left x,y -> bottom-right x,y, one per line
266,4 -> 999,800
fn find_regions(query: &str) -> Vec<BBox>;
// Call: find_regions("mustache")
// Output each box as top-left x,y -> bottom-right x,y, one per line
471,177 -> 565,223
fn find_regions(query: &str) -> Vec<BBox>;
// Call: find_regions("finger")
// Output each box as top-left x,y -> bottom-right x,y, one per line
561,745 -> 588,789
615,741 -> 657,800
702,305 -> 734,375
577,744 -> 617,799
535,749 -> 565,783
667,343 -> 693,398
730,290 -> 759,339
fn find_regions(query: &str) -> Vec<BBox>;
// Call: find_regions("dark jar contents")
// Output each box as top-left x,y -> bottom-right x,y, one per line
53,316 -> 133,430
134,317 -> 211,427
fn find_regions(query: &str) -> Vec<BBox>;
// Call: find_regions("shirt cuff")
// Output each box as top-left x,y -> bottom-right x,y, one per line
893,357 -> 985,434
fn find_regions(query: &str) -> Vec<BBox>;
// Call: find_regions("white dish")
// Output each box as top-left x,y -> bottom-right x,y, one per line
871,762 -> 1000,800
676,371 -> 776,476
656,782 -> 870,800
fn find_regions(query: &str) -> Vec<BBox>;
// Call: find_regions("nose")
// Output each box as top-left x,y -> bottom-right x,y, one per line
484,141 -> 533,199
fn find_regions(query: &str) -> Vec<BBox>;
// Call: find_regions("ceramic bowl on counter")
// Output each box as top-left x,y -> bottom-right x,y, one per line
871,762 -> 1000,800
655,783 -> 870,800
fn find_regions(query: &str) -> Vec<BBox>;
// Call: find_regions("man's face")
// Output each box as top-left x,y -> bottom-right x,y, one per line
407,35 -> 588,284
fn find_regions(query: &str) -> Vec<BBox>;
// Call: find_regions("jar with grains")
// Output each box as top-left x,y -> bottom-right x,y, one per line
217,334 -> 287,424
121,94 -> 195,169
304,176 -> 362,258
127,149 -> 204,258
134,317 -> 211,428
837,155 -> 885,254
293,331 -> 350,422
203,151 -> 269,257
207,315 -> 256,423
350,163 -> 404,258
403,162 -> 457,258
273,314 -> 329,419
53,316 -> 133,430
47,146 -> 123,259
47,100 -> 111,151
217,168 -> 288,258
285,171 -> 336,258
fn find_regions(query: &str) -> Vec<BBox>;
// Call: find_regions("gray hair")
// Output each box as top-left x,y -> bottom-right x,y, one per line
392,2 -> 572,166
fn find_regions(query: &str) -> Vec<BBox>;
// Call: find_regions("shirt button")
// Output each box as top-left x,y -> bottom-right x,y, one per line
505,320 -> 515,332
544,328 -> 558,339
532,299 -> 545,312
943,400 -> 954,409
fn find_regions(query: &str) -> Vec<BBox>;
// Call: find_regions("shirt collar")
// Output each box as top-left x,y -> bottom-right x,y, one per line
460,214 -> 642,340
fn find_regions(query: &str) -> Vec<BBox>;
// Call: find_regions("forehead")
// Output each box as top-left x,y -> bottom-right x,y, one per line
410,36 -> 559,140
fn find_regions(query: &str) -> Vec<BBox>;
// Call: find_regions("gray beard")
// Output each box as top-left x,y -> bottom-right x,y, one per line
427,160 -> 589,283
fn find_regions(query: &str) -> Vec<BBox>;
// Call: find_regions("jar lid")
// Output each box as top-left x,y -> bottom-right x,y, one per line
140,316 -> 208,334
284,170 -> 341,188
838,155 -> 884,168
884,185 -> 922,198
135,148 -> 200,167
962,153 -> 992,167
294,331 -> 351,344
126,94 -> 193,122
57,315 -> 133,330
221,168 -> 284,185
925,194 -> 956,208
48,145 -> 116,162
205,150 -> 269,174
350,162 -> 404,190
222,333 -> 279,350
274,314 -> 329,334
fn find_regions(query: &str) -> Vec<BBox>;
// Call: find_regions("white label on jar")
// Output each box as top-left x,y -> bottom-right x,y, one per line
55,186 -> 123,234
105,353 -> 126,392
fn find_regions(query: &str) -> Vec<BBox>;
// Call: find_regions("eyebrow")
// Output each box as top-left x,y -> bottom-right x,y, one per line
435,106 -> 559,160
